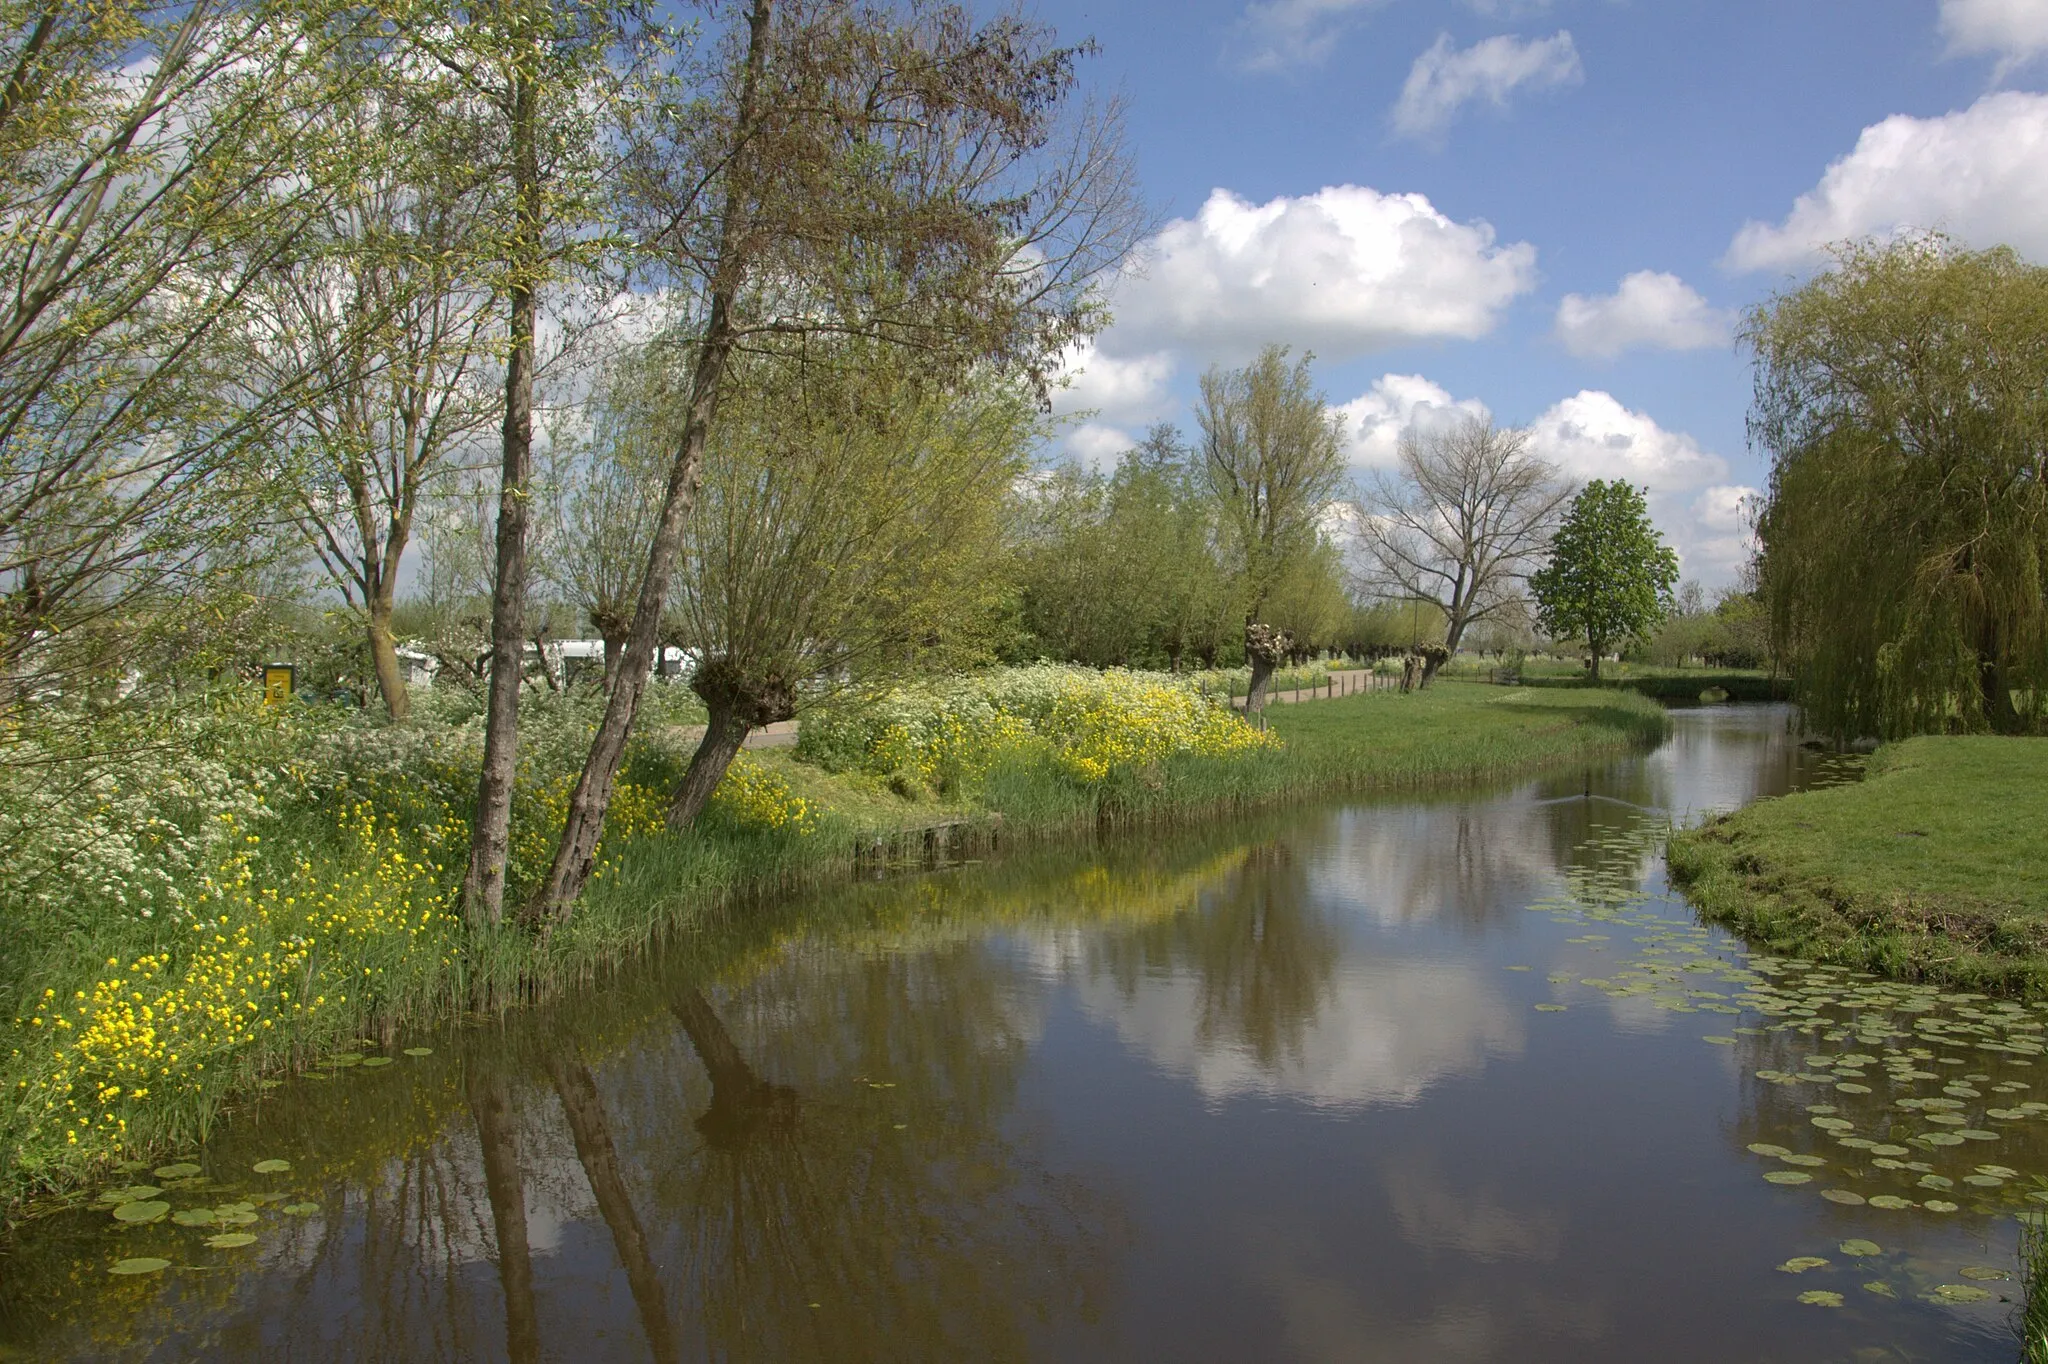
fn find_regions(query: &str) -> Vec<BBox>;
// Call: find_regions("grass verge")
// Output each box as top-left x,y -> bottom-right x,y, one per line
1667,736 -> 2048,993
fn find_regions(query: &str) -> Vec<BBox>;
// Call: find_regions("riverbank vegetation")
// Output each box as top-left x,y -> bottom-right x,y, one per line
1669,736 -> 2048,993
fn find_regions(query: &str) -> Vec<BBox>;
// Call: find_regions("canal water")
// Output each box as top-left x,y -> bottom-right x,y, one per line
5,704 -> 2041,1363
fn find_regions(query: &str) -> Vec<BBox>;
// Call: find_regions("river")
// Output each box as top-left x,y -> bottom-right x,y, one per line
6,703 -> 2041,1363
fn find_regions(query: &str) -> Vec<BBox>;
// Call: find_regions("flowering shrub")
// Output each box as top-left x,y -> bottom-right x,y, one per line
706,753 -> 819,835
8,802 -> 460,1168
798,664 -> 1279,791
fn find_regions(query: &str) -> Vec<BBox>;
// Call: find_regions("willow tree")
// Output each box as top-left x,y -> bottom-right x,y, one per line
1195,346 -> 1346,711
661,348 -> 1034,827
526,0 -> 1138,918
1748,237 -> 2048,738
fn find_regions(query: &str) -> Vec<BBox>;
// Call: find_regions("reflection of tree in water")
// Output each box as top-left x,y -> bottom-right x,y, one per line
639,945 -> 1117,1362
1091,841 -> 1340,1070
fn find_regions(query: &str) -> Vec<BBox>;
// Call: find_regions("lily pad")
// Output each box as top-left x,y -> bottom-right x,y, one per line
108,1258 -> 171,1276
1932,1284 -> 1994,1303
1839,1239 -> 1882,1257
1863,1281 -> 1896,1297
1958,1129 -> 2001,1141
1820,1189 -> 1866,1205
360,1056 -> 393,1068
1963,1174 -> 2006,1187
1781,1154 -> 1828,1167
252,1159 -> 291,1174
152,1164 -> 201,1180
1959,1266 -> 2012,1281
1765,1171 -> 1814,1185
281,1202 -> 319,1216
214,1209 -> 258,1226
1923,1199 -> 1961,1212
1868,1195 -> 1915,1210
111,1201 -> 169,1224
325,1053 -> 363,1068
1779,1256 -> 1830,1273
170,1209 -> 217,1227
99,1185 -> 163,1204
1703,1036 -> 1736,1045
403,1046 -> 433,1057
1797,1291 -> 1844,1307
1533,1004 -> 1566,1012
1747,1143 -> 1792,1158
204,1232 -> 258,1249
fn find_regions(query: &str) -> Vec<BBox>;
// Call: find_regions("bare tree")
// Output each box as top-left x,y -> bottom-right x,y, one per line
1196,345 -> 1346,712
1355,414 -> 1570,685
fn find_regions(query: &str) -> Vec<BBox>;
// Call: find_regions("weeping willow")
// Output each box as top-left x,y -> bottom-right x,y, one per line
1748,237 -> 2048,739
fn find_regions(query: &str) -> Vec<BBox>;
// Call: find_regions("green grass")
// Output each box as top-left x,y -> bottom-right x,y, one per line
1668,736 -> 2048,993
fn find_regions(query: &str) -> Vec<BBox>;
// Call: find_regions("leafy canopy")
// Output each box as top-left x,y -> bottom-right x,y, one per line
1530,480 -> 1677,678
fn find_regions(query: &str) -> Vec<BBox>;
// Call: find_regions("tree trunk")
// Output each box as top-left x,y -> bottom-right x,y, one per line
669,701 -> 749,831
462,61 -> 541,928
468,1070 -> 541,1364
1587,642 -> 1603,682
1243,622 -> 1289,714
1245,653 -> 1275,712
1979,633 -> 2024,734
522,0 -> 775,924
548,1054 -> 679,1364
367,594 -> 408,721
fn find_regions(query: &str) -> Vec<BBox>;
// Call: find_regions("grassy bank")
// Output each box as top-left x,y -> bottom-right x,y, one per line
1668,736 -> 2048,993
1,672 -> 1665,1216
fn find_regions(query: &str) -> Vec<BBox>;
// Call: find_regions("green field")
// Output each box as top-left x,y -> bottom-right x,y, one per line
1668,736 -> 2048,993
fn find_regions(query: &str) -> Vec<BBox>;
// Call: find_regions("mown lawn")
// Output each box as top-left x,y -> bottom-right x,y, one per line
1668,736 -> 2048,992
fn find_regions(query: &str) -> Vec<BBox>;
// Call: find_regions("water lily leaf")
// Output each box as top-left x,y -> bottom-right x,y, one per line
108,1258 -> 170,1276
1963,1174 -> 2006,1187
1779,1256 -> 1830,1273
215,1210 -> 258,1226
1839,1239 -> 1881,1257
1820,1189 -> 1866,1205
1976,1165 -> 2019,1178
1812,1117 -> 1855,1132
1747,1143 -> 1791,1158
152,1164 -> 201,1180
1868,1195 -> 1914,1210
1923,1199 -> 1960,1212
1533,1004 -> 1566,1012
99,1185 -> 162,1204
1835,1083 -> 1873,1094
403,1047 -> 433,1057
252,1159 -> 291,1174
170,1209 -> 216,1227
1959,1266 -> 2012,1281
204,1233 -> 257,1249
1863,1281 -> 1896,1297
1703,1036 -> 1735,1045
1765,1171 -> 1813,1185
325,1053 -> 363,1067
1781,1154 -> 1828,1167
1957,1129 -> 2000,1141
1933,1284 -> 1993,1303
111,1201 -> 169,1224
281,1202 -> 319,1216
1868,1144 -> 1910,1157
1797,1291 -> 1844,1307
1925,1133 -> 1967,1146
360,1057 -> 392,1068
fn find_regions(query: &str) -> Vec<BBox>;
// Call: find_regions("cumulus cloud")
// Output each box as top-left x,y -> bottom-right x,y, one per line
1064,422 -> 1140,469
1940,0 -> 2048,73
1725,92 -> 2048,271
1100,186 -> 1537,363
1391,31 -> 1583,143
1524,391 -> 1751,581
1050,339 -> 1175,425
1334,374 -> 1492,469
1552,271 -> 1734,358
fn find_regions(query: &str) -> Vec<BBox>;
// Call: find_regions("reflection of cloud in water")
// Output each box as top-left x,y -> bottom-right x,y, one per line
1241,1216 -> 1605,1364
1076,958 -> 1522,1108
1307,803 -> 1563,931
1598,987 -> 1683,1037
1383,1155 -> 1565,1262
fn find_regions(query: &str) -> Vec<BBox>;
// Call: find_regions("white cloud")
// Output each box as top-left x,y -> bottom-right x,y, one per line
1524,391 -> 1749,582
1064,422 -> 1139,469
1391,31 -> 1583,143
1101,186 -> 1537,363
1552,271 -> 1733,358
1940,0 -> 2048,73
1335,374 -> 1492,469
1725,91 -> 2048,271
1235,0 -> 1389,70
1049,339 -> 1175,425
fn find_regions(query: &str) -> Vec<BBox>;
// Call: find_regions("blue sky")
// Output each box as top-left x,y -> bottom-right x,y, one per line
1031,0 -> 2048,586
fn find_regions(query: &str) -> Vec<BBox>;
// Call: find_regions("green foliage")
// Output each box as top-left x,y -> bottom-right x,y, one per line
1747,237 -> 2048,738
1530,480 -> 1679,680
